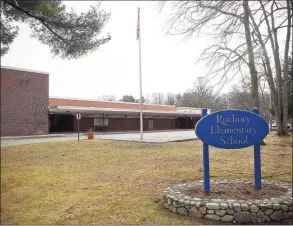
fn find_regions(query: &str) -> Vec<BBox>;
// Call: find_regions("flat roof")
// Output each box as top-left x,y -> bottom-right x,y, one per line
1,65 -> 49,75
49,97 -> 209,116
49,96 -> 175,107
49,97 -> 177,112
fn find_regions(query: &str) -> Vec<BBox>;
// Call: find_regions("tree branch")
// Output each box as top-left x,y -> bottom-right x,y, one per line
197,2 -> 243,19
3,0 -> 73,47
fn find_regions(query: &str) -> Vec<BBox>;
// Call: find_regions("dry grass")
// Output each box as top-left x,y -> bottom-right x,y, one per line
1,133 -> 292,224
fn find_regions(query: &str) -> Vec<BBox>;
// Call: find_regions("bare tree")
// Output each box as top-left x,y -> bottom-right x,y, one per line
165,93 -> 176,105
144,95 -> 152,104
160,1 -> 292,135
227,75 -> 271,121
152,92 -> 166,104
217,93 -> 231,110
142,93 -> 152,104
249,0 -> 292,135
175,93 -> 183,107
281,0 -> 292,132
243,0 -> 259,109
181,77 -> 221,111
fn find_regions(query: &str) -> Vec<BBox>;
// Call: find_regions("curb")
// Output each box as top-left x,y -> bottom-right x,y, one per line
1,134 -> 67,140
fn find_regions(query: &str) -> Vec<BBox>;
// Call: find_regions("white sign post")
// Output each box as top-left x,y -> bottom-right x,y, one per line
76,113 -> 81,141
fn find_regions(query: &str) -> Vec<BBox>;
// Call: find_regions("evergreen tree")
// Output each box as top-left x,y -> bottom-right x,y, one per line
1,0 -> 111,59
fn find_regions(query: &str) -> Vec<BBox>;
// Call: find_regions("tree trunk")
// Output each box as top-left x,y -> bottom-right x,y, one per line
259,0 -> 289,135
243,0 -> 259,109
270,6 -> 284,132
282,0 -> 292,136
248,2 -> 284,135
270,93 -> 273,132
244,1 -> 266,144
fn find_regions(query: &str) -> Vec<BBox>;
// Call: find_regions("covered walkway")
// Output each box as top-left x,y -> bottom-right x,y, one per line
49,98 -> 207,133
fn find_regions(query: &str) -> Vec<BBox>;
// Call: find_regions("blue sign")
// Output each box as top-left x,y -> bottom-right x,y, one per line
195,110 -> 269,149
196,108 -> 268,193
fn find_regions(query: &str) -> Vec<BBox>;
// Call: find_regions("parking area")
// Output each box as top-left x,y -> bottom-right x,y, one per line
1,130 -> 197,147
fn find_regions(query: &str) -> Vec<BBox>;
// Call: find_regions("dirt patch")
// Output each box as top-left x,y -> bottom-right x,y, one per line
278,154 -> 290,158
179,182 -> 287,200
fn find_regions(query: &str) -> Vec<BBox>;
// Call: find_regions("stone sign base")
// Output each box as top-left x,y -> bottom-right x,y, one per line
162,180 -> 292,224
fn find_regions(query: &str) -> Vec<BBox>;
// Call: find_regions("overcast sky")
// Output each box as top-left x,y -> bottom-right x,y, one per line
2,1 -> 236,100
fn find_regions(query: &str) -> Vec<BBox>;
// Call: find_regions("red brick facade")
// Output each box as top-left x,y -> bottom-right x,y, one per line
1,67 -> 49,136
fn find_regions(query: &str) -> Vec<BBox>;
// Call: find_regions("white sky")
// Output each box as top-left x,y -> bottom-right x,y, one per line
2,1 -> 239,100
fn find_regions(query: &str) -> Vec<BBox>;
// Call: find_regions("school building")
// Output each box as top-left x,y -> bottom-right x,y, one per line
1,65 -> 209,136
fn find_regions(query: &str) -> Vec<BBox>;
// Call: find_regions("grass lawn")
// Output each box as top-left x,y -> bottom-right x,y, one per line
1,133 -> 292,224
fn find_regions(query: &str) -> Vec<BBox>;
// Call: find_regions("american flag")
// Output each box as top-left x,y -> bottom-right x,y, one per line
136,8 -> 140,40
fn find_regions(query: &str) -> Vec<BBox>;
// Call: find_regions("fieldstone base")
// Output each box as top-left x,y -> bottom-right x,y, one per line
162,180 -> 292,224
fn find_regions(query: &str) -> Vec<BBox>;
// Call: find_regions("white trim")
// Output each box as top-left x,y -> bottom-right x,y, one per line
49,105 -> 202,116
1,65 -> 49,75
176,107 -> 211,111
49,96 -> 176,107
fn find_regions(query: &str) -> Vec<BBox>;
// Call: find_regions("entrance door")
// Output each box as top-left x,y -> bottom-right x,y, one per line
49,114 -> 74,133
148,120 -> 154,130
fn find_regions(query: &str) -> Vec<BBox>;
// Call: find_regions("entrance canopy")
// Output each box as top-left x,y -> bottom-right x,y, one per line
49,105 -> 205,118
48,97 -> 211,118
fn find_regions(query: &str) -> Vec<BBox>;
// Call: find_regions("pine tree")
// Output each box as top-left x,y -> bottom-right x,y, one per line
1,0 -> 111,59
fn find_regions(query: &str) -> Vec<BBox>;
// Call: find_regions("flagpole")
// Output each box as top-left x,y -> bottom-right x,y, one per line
138,7 -> 143,140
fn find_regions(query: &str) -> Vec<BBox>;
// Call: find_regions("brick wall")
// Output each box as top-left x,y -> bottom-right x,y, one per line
193,117 -> 201,127
73,117 -> 93,132
153,119 -> 176,130
107,118 -> 148,131
1,67 -> 49,136
73,116 -> 177,132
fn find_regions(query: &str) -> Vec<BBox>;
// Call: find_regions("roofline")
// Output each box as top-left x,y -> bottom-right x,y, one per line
177,107 -> 212,111
1,65 -> 49,75
49,96 -> 176,107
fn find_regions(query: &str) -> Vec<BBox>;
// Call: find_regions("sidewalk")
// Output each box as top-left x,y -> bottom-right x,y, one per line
1,134 -> 67,140
1,130 -> 197,147
1,129 -> 194,141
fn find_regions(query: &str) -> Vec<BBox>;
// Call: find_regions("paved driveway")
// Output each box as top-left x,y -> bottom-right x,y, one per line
1,130 -> 197,147
95,130 -> 197,143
